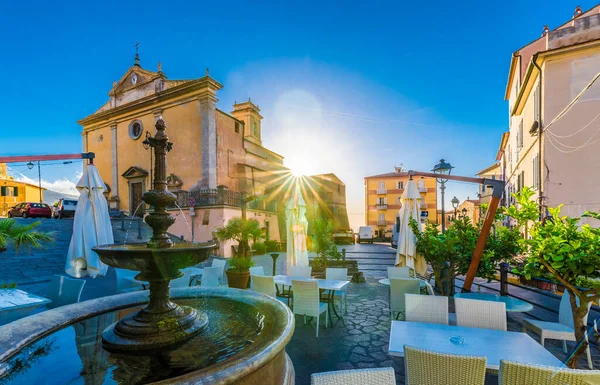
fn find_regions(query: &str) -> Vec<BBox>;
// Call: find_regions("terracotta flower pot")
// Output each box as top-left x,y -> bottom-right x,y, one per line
226,269 -> 250,289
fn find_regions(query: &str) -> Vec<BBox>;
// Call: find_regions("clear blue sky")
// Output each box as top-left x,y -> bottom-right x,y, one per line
1,0 -> 596,228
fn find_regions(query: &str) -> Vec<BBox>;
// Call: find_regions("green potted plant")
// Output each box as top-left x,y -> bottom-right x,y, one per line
309,219 -> 342,274
214,217 -> 263,289
505,190 -> 600,368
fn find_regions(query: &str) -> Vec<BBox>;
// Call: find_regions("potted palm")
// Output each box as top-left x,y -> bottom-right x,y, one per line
215,217 -> 263,289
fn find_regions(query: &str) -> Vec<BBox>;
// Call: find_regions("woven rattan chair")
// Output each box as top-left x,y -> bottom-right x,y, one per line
455,297 -> 507,331
523,290 -> 593,369
311,367 -> 395,385
499,360 -> 600,385
404,345 -> 486,385
405,293 -> 449,325
388,266 -> 411,279
390,278 -> 420,321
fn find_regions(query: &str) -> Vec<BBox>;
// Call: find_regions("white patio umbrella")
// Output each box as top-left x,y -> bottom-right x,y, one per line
65,164 -> 112,278
395,179 -> 427,275
286,184 -> 309,271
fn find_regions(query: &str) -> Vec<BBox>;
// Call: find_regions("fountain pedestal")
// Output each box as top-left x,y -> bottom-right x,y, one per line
93,118 -> 216,352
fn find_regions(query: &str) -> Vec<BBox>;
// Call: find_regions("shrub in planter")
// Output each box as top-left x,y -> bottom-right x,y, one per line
309,219 -> 341,271
225,256 -> 254,289
252,242 -> 267,255
265,240 -> 279,252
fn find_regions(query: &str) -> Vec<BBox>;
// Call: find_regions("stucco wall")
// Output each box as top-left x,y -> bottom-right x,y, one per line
168,206 -> 281,258
542,51 -> 600,220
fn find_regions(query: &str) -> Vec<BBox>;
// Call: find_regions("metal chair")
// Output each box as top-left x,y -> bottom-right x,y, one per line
499,360 -> 600,385
170,268 -> 194,288
201,266 -> 221,287
325,268 -> 348,314
46,275 -> 86,309
405,293 -> 449,325
311,367 -> 395,385
292,280 -> 328,338
523,290 -> 593,369
404,345 -> 486,385
388,266 -> 411,279
455,297 -> 507,331
389,278 -> 420,321
211,259 -> 227,285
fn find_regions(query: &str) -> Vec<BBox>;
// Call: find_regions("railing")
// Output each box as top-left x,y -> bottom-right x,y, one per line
173,189 -> 277,212
377,220 -> 387,226
376,188 -> 387,194
376,204 -> 388,210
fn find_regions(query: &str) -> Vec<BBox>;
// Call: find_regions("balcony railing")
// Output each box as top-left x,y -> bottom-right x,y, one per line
376,188 -> 387,194
376,204 -> 388,210
173,189 -> 277,212
377,220 -> 387,226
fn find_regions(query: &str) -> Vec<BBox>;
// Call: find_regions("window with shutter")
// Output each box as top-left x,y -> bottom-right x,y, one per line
518,121 -> 524,149
0,186 -> 5,196
13,187 -> 18,196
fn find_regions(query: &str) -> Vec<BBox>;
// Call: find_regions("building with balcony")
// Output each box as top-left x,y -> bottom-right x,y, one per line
498,4 -> 600,221
476,162 -> 502,207
80,53 -> 348,255
364,167 -> 437,237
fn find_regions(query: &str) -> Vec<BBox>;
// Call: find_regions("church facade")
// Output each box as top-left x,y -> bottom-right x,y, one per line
79,54 -> 349,255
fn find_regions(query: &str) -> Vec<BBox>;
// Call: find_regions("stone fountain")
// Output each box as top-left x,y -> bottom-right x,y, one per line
93,118 -> 216,352
0,117 -> 295,385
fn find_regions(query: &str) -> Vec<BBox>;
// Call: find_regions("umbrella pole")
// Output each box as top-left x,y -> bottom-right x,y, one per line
461,195 -> 501,292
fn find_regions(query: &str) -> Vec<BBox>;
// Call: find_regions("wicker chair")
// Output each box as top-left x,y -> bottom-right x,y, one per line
311,367 -> 395,385
390,278 -> 420,321
292,280 -> 328,338
455,297 -> 507,331
499,360 -> 600,385
404,345 -> 486,385
405,293 -> 448,325
388,266 -> 411,279
523,290 -> 593,369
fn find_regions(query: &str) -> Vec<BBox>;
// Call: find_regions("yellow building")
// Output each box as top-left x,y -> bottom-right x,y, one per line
79,53 -> 349,255
475,163 -> 501,207
0,164 -> 45,217
364,167 -> 437,237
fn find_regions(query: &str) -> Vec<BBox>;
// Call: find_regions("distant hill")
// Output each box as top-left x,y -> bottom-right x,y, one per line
44,189 -> 79,205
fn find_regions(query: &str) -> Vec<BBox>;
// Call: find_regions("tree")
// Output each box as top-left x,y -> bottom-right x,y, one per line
0,219 -> 53,254
309,218 -> 341,270
502,186 -> 538,238
506,190 -> 600,368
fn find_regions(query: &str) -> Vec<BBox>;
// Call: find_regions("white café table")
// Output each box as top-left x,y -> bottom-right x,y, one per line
273,275 -> 350,321
0,289 -> 52,326
388,321 -> 564,371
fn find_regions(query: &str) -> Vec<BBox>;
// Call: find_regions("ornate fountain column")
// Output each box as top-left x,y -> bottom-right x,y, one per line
94,118 -> 215,352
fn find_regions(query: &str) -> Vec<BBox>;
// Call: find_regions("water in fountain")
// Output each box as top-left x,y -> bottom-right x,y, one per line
123,201 -> 145,244
174,203 -> 193,239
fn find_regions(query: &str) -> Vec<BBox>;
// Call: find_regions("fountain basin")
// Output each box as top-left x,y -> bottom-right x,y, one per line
0,287 -> 295,385
92,241 -> 216,281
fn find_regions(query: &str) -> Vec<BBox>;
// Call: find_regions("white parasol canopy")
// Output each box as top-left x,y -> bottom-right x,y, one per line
286,184 -> 309,271
395,179 -> 427,275
65,164 -> 112,278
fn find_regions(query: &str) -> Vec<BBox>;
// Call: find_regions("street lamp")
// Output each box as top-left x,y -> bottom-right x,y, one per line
432,159 -> 454,233
142,131 -> 153,184
451,196 -> 459,219
27,161 -> 42,203
461,208 -> 468,219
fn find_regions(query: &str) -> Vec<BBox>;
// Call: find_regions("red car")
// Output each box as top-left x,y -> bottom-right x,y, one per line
7,202 -> 52,219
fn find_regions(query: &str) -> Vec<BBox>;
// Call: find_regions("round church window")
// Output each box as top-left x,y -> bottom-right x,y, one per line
129,121 -> 143,140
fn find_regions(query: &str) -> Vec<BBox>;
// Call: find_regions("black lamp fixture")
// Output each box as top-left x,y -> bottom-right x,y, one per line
451,196 -> 459,219
432,159 -> 454,232
462,208 -> 468,218
27,162 -> 34,170
142,131 -> 153,183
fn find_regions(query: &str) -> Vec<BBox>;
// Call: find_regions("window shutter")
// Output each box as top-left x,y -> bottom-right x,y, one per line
13,187 -> 18,196
519,121 -> 524,148
0,186 -> 5,196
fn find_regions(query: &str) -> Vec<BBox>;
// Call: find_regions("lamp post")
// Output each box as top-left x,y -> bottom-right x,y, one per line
142,131 -> 153,186
461,208 -> 468,220
432,159 -> 454,233
27,161 -> 42,203
451,196 -> 459,220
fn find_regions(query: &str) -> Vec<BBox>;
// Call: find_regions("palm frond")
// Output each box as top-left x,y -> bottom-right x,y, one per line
0,219 -> 54,252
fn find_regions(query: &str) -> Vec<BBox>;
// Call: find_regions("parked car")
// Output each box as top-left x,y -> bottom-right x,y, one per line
53,199 -> 78,219
7,202 -> 52,218
357,226 -> 373,244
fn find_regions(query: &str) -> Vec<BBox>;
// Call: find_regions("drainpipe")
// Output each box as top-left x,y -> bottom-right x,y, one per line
532,53 -> 544,219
